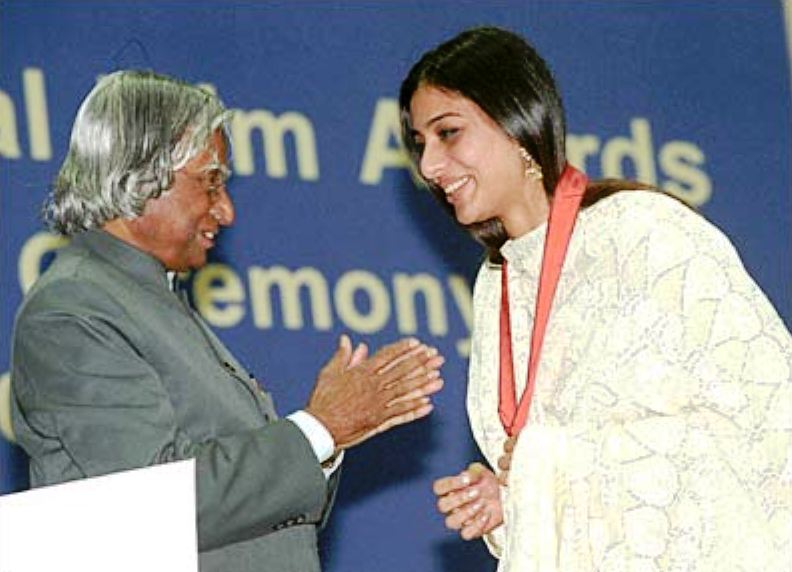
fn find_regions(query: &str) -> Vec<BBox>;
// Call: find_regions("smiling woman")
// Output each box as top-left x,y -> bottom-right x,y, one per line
400,25 -> 792,572
408,85 -> 549,237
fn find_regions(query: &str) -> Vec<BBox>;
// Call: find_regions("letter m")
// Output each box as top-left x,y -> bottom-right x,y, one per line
248,265 -> 331,330
231,109 -> 319,180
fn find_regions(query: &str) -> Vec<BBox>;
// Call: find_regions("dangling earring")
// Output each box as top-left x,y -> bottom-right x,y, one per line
519,148 -> 543,181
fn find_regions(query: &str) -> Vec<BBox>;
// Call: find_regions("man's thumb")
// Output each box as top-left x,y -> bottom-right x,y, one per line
330,334 -> 352,368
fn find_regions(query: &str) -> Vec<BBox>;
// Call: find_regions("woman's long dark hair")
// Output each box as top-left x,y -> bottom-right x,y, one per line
399,26 -> 653,263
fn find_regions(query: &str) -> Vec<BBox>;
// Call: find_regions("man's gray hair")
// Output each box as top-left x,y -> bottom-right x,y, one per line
46,69 -> 230,235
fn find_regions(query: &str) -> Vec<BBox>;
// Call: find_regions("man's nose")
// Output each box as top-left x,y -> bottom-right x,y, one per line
212,187 -> 235,226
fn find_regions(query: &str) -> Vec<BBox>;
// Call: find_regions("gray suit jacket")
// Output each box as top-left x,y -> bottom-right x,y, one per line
11,230 -> 338,572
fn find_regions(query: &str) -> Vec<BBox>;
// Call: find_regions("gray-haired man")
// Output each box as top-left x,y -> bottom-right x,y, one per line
11,70 -> 444,572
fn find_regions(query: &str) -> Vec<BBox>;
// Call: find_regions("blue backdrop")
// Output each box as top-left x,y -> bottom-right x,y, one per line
2,2 -> 790,571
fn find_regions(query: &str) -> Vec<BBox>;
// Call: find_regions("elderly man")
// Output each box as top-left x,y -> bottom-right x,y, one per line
10,70 -> 444,572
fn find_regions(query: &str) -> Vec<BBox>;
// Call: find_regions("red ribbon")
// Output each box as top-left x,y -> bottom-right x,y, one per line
498,165 -> 588,436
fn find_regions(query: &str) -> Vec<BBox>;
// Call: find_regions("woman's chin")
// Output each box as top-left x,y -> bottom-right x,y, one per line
454,209 -> 480,227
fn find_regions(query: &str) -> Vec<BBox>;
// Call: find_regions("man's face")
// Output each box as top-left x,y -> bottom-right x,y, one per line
124,129 -> 234,271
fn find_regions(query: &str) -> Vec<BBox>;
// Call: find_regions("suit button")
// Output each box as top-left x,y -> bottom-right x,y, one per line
296,516 -> 306,524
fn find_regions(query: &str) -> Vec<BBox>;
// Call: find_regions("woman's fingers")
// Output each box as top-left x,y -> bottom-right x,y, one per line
434,463 -> 504,540
437,484 -> 479,514
460,507 -> 490,540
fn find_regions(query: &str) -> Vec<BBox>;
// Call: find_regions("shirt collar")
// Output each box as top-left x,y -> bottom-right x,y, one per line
70,229 -> 171,291
499,220 -> 547,273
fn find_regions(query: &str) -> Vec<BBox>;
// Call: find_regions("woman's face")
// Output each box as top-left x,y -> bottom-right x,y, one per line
409,84 -> 546,236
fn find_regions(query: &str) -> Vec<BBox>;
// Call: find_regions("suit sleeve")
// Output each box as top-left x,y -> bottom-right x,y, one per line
12,306 -> 332,552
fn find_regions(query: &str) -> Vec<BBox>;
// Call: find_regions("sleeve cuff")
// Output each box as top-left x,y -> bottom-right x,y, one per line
287,409 -> 337,464
483,523 -> 505,558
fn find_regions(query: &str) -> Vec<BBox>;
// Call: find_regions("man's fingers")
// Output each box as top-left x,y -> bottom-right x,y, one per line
374,341 -> 430,374
365,410 -> 413,437
310,336 -> 445,449
380,355 -> 445,399
339,334 -> 352,354
498,470 -> 509,487
336,399 -> 431,450
321,334 -> 352,377
368,338 -> 421,372
399,354 -> 446,383
378,347 -> 443,383
348,342 -> 368,369
382,373 -> 443,409
338,398 -> 434,450
376,396 -> 434,428
385,375 -> 444,406
346,402 -> 432,447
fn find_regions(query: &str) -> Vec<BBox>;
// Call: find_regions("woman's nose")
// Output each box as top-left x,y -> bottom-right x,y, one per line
419,141 -> 445,181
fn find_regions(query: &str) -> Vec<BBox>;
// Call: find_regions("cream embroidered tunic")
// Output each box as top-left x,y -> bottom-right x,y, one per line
467,191 -> 792,572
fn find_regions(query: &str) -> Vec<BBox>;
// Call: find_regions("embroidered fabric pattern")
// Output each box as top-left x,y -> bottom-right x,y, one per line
468,191 -> 792,571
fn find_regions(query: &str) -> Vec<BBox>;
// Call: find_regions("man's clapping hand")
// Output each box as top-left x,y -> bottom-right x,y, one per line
306,335 -> 444,450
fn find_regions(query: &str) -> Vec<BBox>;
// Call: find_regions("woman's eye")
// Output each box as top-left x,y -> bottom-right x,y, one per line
438,127 -> 459,140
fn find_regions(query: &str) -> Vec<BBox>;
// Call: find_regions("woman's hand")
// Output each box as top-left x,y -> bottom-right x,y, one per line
432,462 -> 503,540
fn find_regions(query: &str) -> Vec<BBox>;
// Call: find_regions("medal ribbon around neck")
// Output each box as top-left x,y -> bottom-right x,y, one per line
498,165 -> 588,437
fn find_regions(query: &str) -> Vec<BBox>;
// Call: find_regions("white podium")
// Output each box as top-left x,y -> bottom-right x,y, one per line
0,460 -> 198,572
